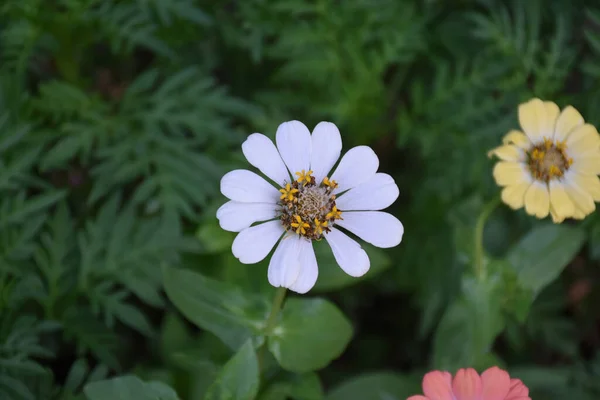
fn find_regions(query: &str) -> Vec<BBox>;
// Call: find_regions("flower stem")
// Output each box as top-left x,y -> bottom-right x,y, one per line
258,287 -> 287,370
265,287 -> 287,334
474,196 -> 501,280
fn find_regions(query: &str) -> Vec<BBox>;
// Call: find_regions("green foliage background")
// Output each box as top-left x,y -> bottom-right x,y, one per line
2,0 -> 600,399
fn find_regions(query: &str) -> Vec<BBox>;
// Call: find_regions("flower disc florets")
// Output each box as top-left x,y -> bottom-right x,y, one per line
278,169 -> 341,240
527,138 -> 573,182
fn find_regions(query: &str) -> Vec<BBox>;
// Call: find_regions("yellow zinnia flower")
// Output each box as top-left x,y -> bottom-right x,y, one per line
488,98 -> 600,223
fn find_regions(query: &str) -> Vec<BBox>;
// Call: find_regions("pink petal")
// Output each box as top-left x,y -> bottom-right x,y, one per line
481,367 -> 510,400
422,371 -> 454,400
506,379 -> 529,400
407,397 -> 430,400
452,368 -> 482,400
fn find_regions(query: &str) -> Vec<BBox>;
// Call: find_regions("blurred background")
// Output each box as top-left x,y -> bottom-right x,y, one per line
2,0 -> 600,399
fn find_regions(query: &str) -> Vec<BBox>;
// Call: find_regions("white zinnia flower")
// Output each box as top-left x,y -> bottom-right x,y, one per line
217,121 -> 404,294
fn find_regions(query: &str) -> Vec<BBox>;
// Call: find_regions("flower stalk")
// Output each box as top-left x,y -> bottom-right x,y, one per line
258,287 -> 287,371
474,196 -> 501,280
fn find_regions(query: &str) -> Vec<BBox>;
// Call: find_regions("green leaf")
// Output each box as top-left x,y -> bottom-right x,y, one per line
205,340 -> 260,400
268,298 -> 353,373
489,260 -> 533,322
447,195 -> 484,266
506,224 -> 585,296
0,374 -> 36,400
63,358 -> 90,393
588,219 -> 600,260
163,267 -> 268,349
196,218 -> 236,254
259,372 -> 323,400
312,240 -> 391,292
62,308 -> 120,370
84,375 -> 180,400
326,372 -> 420,400
433,274 -> 504,370
159,312 -> 193,363
0,190 -> 67,229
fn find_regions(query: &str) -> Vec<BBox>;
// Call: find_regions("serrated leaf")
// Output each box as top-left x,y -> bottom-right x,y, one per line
0,190 -> 67,229
62,308 -> 120,370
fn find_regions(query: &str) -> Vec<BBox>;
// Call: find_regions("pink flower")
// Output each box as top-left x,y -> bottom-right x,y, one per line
408,367 -> 531,400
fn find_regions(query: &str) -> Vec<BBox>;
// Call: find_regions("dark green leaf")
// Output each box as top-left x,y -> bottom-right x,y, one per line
205,340 -> 260,400
433,274 -> 504,370
326,372 -> 420,400
84,375 -> 180,400
163,267 -> 268,349
64,359 -> 90,393
259,372 -> 323,400
312,241 -> 391,292
489,260 -> 533,322
0,190 -> 67,229
507,224 -> 585,295
196,218 -> 236,254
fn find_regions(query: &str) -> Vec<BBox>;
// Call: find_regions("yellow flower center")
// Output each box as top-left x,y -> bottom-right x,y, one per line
290,215 -> 310,235
279,183 -> 299,202
279,171 -> 342,240
322,177 -> 338,188
295,169 -> 313,186
528,137 -> 573,181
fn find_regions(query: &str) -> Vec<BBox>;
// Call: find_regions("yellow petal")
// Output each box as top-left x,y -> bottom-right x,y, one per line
519,98 -> 546,144
493,162 -> 529,186
571,173 -> 600,201
572,156 -> 600,175
565,172 -> 599,208
524,181 -> 550,218
554,105 -> 584,142
549,204 -> 565,224
549,180 -> 575,220
565,124 -> 600,156
487,145 -> 525,161
543,101 -> 560,138
572,207 -> 589,220
502,129 -> 531,149
501,182 -> 531,209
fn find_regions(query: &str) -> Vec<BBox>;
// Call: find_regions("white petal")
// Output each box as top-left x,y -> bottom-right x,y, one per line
216,201 -> 277,232
330,146 -> 379,193
220,169 -> 280,203
324,228 -> 370,277
335,211 -> 403,248
242,133 -> 290,186
288,240 -> 319,294
336,173 -> 399,211
275,120 -> 311,176
268,234 -> 302,288
310,121 -> 342,182
232,221 -> 284,264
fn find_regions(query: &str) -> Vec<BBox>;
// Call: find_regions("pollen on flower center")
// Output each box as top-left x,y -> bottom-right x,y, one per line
278,173 -> 342,240
528,138 -> 573,181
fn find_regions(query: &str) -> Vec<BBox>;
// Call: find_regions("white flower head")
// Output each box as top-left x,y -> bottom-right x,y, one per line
217,121 -> 404,294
